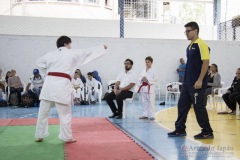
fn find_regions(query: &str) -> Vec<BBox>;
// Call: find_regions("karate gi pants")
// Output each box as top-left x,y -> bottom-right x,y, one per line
73,88 -> 81,99
35,99 -> 73,141
88,90 -> 99,101
141,92 -> 155,118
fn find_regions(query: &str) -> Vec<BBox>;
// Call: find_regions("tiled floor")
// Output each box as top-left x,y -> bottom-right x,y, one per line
0,100 -> 239,160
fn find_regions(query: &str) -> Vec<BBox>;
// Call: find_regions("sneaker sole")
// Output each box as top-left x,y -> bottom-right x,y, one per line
194,136 -> 214,139
168,133 -> 186,137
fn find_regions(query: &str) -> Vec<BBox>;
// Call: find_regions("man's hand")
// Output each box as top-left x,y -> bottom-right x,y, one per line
193,80 -> 202,89
114,89 -> 121,95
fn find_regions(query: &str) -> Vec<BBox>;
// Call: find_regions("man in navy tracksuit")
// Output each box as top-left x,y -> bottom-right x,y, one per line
168,22 -> 213,139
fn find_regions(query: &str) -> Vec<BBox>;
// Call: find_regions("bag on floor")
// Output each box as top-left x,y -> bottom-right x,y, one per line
21,93 -> 34,107
10,92 -> 19,106
80,100 -> 90,105
0,99 -> 8,107
28,90 -> 39,103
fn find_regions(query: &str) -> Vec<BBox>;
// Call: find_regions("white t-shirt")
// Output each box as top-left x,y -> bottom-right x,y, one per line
28,75 -> 44,89
117,70 -> 137,92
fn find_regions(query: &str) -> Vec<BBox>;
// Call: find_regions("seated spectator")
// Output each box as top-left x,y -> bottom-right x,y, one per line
0,69 -> 6,99
5,71 -> 11,98
8,69 -> 24,106
86,72 -> 99,104
92,70 -> 102,84
75,69 -> 86,84
25,69 -> 44,103
203,64 -> 221,106
106,59 -> 137,119
72,72 -> 84,105
222,68 -> 240,115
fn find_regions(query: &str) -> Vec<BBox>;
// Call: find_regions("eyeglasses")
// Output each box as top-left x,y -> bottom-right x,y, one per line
124,63 -> 131,65
75,72 -> 79,73
184,29 -> 195,34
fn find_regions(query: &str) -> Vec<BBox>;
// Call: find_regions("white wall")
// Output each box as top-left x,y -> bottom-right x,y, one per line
0,15 -> 215,40
0,35 -> 239,96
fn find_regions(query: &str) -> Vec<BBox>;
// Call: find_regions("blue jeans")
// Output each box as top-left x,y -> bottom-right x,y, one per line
33,87 -> 42,97
175,84 -> 213,133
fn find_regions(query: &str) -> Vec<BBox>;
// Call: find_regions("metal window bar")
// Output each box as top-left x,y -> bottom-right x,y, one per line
218,17 -> 240,41
124,0 -> 158,20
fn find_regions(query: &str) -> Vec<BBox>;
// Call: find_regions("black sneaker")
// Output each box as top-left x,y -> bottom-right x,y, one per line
108,112 -> 118,118
115,114 -> 122,119
229,110 -> 236,115
168,130 -> 186,137
194,132 -> 214,139
159,102 -> 165,105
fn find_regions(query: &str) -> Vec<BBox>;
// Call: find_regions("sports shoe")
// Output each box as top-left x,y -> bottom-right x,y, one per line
167,130 -> 186,137
149,117 -> 155,120
194,132 -> 214,139
35,138 -> 43,142
139,116 -> 148,119
229,110 -> 236,115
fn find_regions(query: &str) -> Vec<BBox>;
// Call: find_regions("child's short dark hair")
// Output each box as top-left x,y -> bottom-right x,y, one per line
87,72 -> 93,76
56,36 -> 72,48
145,56 -> 153,63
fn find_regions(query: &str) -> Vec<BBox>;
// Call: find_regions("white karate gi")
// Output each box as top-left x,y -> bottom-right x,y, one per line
72,78 -> 84,100
86,78 -> 99,102
35,46 -> 106,141
138,67 -> 158,118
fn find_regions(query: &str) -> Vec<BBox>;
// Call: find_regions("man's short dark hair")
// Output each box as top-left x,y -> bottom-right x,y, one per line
125,59 -> 133,65
87,72 -> 93,76
145,56 -> 153,63
56,36 -> 72,48
184,21 -> 199,34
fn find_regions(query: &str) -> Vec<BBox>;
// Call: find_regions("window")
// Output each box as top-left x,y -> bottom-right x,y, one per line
84,0 -> 99,4
124,0 -> 158,20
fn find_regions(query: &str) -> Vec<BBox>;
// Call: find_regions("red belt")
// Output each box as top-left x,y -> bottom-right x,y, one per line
138,82 -> 150,94
48,72 -> 71,81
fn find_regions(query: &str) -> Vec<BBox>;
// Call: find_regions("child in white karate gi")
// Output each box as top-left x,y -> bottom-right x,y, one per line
138,56 -> 158,120
35,36 -> 107,143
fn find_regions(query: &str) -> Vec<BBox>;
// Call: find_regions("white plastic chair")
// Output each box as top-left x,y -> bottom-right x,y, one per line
107,80 -> 117,93
155,84 -> 161,100
236,103 -> 240,116
165,82 -> 182,104
207,82 -> 225,110
213,86 -> 229,112
97,81 -> 102,104
122,86 -> 137,118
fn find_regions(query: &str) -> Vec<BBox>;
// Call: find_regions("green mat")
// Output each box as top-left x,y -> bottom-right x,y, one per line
0,125 -> 64,160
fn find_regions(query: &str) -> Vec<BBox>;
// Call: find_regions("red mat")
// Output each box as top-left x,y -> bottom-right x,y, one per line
0,118 -> 154,160
66,118 -> 154,160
